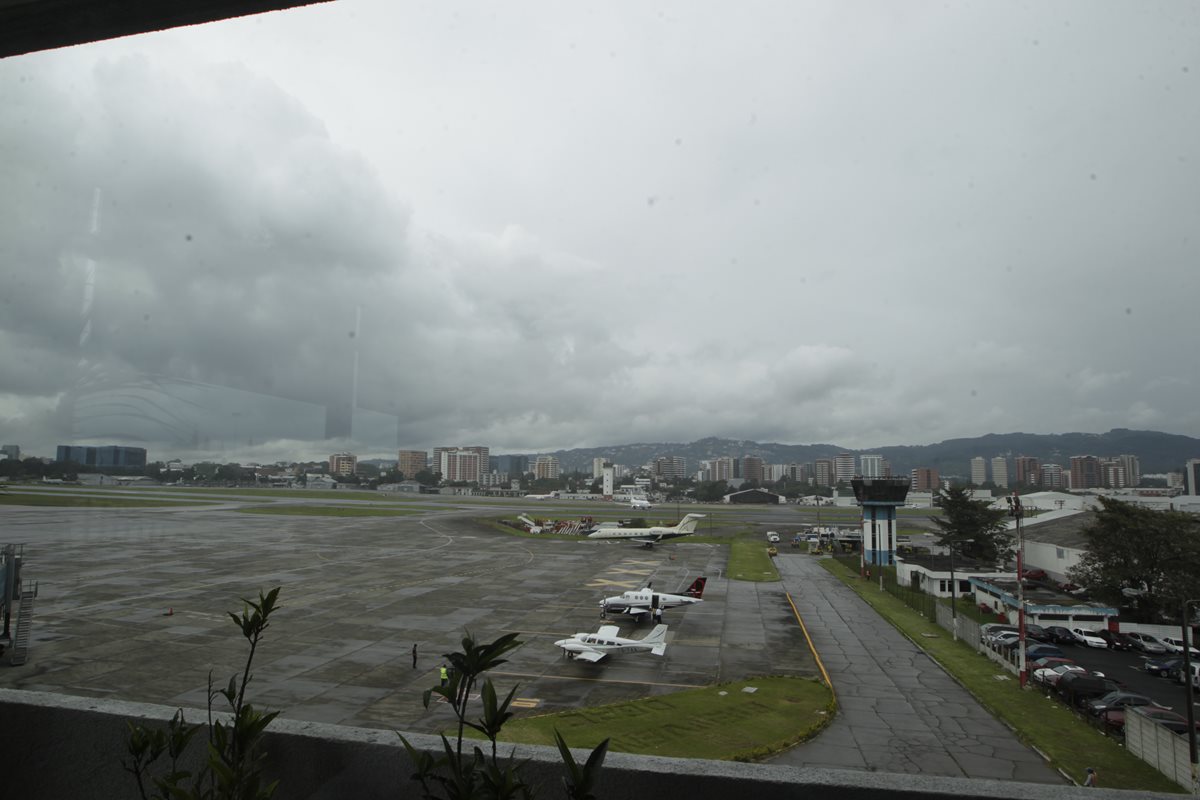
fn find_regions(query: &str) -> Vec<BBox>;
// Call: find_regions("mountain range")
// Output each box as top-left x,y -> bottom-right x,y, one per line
524,429 -> 1200,478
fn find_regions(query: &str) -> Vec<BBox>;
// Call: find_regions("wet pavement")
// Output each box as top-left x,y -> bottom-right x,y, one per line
768,554 -> 1064,783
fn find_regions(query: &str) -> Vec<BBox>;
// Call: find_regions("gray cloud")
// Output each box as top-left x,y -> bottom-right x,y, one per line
1,2 -> 1198,463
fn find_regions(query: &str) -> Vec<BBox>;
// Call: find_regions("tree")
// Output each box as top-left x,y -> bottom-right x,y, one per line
1069,497 -> 1200,622
414,469 -> 440,487
930,486 -> 1012,564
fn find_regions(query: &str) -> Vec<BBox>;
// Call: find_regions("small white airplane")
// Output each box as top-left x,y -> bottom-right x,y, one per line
586,513 -> 705,548
555,624 -> 669,662
600,577 -> 707,622
524,491 -> 559,500
628,497 -> 653,509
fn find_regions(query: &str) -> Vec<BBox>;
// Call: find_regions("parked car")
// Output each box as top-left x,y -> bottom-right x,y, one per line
1100,706 -> 1189,736
1160,636 -> 1200,657
1071,628 -> 1109,649
1094,630 -> 1134,651
1031,656 -> 1075,671
1024,623 -> 1051,643
1026,643 -> 1066,660
1043,626 -> 1078,645
1057,672 -> 1121,709
991,631 -> 1021,648
1033,664 -> 1086,687
1180,661 -> 1200,689
1086,691 -> 1165,717
1022,568 -> 1047,581
1144,656 -> 1184,679
1126,631 -> 1169,654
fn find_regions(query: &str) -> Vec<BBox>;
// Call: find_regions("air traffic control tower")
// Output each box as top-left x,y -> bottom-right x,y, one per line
852,477 -> 910,567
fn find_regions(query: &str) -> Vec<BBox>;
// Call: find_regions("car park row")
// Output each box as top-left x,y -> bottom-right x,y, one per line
979,623 -> 1200,740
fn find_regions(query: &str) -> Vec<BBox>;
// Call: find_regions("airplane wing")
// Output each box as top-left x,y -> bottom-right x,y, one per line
629,537 -> 661,545
597,625 -> 621,638
574,650 -> 606,663
625,606 -> 651,616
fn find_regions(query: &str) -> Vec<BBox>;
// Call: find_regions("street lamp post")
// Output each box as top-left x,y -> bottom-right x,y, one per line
948,537 -> 974,643
1183,598 -> 1198,795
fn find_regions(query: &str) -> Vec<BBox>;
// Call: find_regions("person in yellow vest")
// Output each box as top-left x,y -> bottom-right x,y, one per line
439,664 -> 448,687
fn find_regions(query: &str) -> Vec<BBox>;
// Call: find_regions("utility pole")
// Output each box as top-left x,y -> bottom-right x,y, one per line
1007,493 -> 1027,688
1183,598 -> 1198,795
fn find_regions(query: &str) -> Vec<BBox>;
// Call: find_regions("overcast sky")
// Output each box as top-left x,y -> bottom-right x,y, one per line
2,1 -> 1198,462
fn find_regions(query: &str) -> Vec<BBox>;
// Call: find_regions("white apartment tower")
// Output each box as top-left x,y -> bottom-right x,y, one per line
534,455 -> 561,480
859,454 -> 884,478
970,457 -> 987,486
991,456 -> 1009,488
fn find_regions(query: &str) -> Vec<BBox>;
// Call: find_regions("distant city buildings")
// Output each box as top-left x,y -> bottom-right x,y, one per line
1070,455 -> 1101,490
834,453 -> 855,484
1184,459 -> 1200,496
991,456 -> 1009,489
1040,463 -> 1065,489
56,445 -> 147,468
1,444 -> 19,460
859,454 -> 885,478
653,456 -> 687,481
433,446 -> 489,483
970,457 -> 987,486
328,452 -> 357,477
533,455 -> 560,480
910,467 -> 940,492
1014,456 -> 1040,486
814,458 -> 834,487
740,455 -> 764,484
396,449 -> 427,478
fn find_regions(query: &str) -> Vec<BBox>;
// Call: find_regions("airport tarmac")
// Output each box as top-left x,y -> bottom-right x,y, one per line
0,500 -> 817,734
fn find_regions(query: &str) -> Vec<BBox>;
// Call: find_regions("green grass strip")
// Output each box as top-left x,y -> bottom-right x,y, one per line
495,676 -> 834,761
818,558 -> 1183,793
0,492 -> 215,508
235,505 -> 424,517
727,532 -> 781,581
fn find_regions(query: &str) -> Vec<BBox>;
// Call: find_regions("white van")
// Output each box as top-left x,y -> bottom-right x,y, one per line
766,531 -> 780,543
1182,661 -> 1200,689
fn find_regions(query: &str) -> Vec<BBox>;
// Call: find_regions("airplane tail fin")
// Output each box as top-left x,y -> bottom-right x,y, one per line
685,576 -> 707,598
644,624 -> 668,655
674,513 -> 706,534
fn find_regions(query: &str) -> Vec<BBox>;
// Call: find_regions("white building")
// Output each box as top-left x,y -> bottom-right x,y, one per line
859,454 -> 884,478
970,457 -> 987,486
991,456 -> 1008,488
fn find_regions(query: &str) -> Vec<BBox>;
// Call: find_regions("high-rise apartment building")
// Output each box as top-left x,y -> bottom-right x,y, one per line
705,457 -> 734,482
56,445 -> 148,468
740,456 -> 764,484
991,456 -> 1009,489
1100,459 -> 1128,489
592,457 -> 609,478
1182,459 -> 1200,496
859,454 -> 884,478
397,449 -> 427,478
653,456 -> 687,481
910,467 -> 940,492
1070,456 -> 1102,490
1014,456 -> 1040,486
1,444 -> 20,461
1040,463 -> 1065,489
329,452 -> 357,477
433,446 -> 489,483
1119,454 -> 1141,488
970,457 -> 987,486
834,453 -> 855,484
534,455 -> 560,480
814,459 -> 835,487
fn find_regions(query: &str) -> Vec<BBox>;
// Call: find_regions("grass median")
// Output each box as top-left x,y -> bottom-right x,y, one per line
0,492 -> 216,508
819,557 -> 1183,793
727,532 -> 780,581
493,676 -> 834,761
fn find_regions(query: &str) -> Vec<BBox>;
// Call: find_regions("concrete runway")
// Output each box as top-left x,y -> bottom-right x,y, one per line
0,500 -> 815,735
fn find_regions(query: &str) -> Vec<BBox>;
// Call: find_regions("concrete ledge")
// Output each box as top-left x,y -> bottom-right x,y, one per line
0,688 -> 1166,798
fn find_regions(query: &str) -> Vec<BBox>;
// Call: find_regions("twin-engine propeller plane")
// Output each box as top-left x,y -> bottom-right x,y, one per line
554,624 -> 669,662
586,513 -> 706,548
600,577 -> 706,622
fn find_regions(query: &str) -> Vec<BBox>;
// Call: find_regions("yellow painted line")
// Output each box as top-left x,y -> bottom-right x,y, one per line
511,698 -> 540,708
786,591 -> 836,701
